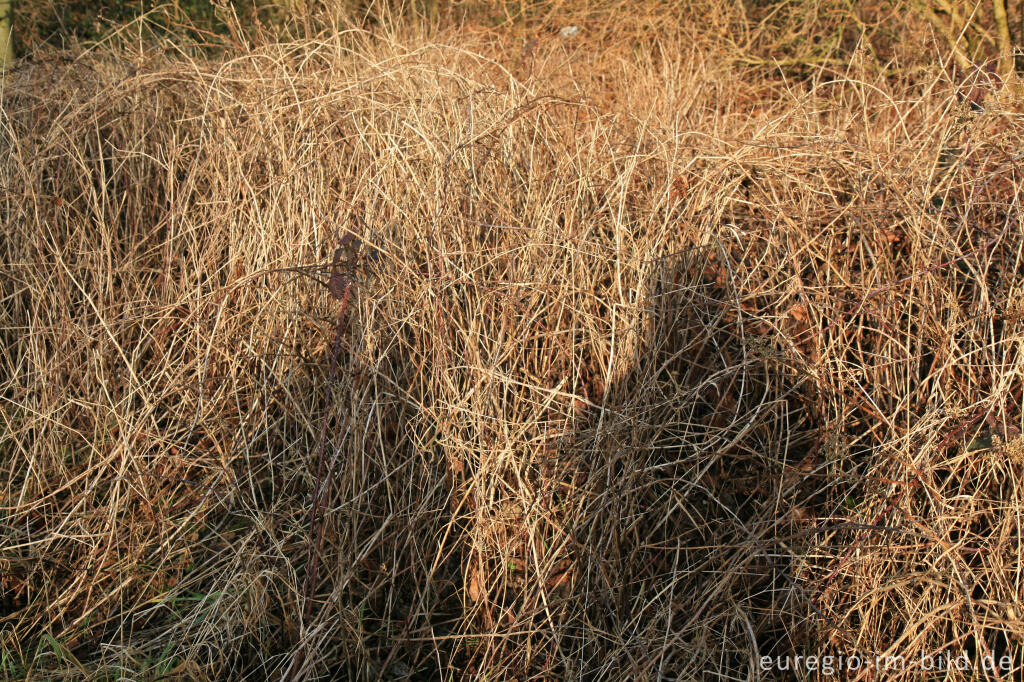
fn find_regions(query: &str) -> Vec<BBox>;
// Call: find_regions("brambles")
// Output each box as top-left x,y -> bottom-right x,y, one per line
2,3 -> 1023,681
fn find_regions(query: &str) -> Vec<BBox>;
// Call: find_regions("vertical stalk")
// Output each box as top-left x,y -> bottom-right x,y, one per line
992,0 -> 1013,78
1020,0 -> 1024,71
916,1 -> 973,71
0,0 -> 13,71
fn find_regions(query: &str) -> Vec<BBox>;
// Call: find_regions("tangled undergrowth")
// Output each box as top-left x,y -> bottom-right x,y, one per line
2,3 -> 1023,680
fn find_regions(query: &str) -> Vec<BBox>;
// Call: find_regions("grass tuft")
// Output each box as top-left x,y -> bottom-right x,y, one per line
2,4 -> 1023,680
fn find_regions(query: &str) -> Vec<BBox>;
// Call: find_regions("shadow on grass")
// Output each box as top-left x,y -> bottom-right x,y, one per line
265,235 -> 828,681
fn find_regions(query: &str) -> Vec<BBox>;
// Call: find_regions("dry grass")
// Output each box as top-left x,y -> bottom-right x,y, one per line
2,3 -> 1024,680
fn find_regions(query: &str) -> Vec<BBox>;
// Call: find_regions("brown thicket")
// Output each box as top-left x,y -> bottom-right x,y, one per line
2,3 -> 1023,679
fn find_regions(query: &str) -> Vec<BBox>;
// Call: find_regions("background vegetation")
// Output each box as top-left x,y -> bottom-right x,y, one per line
2,1 -> 1023,680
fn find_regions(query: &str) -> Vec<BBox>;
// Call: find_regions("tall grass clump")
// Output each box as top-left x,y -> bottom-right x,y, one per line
2,4 -> 1024,680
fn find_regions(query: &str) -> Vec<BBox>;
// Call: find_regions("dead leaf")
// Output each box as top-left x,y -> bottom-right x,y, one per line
327,233 -> 362,300
670,175 -> 690,201
547,570 -> 571,591
789,506 -> 813,523
328,245 -> 349,301
877,228 -> 903,244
